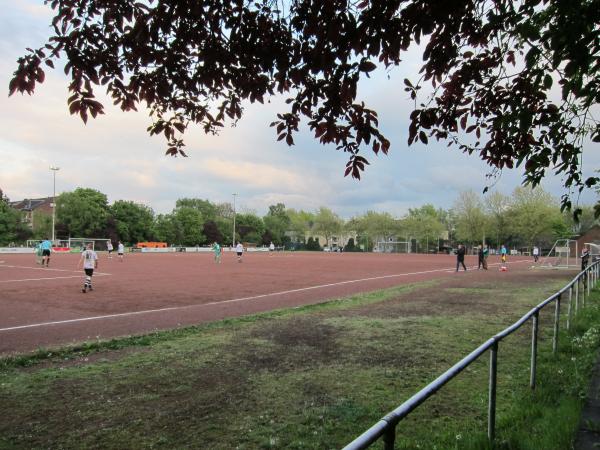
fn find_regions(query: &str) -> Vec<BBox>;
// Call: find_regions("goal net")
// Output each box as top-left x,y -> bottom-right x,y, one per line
56,238 -> 113,252
538,239 -> 578,269
376,241 -> 410,253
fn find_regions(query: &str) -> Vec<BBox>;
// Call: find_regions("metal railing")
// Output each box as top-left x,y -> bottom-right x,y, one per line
343,261 -> 600,450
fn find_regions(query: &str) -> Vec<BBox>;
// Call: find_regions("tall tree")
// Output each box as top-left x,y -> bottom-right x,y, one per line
152,213 -> 180,245
172,206 -> 205,246
56,188 -> 109,238
0,194 -> 31,245
286,209 -> 315,243
403,204 -> 445,251
235,213 -> 265,244
507,187 -> 566,247
453,190 -> 488,246
175,198 -> 218,222
263,203 -> 291,245
110,200 -> 154,245
313,207 -> 344,248
11,1 -> 599,211
484,191 -> 512,247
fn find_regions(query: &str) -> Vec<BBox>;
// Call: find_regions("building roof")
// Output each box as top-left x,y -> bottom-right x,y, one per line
9,197 -> 53,211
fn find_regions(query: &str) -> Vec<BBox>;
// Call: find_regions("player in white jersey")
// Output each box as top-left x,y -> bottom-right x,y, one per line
236,242 -> 244,262
117,241 -> 125,262
77,243 -> 98,293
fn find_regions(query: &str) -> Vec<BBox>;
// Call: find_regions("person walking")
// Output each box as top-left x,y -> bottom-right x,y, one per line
483,244 -> 489,270
117,241 -> 125,262
107,240 -> 114,259
582,248 -> 590,271
478,245 -> 485,270
212,241 -> 222,264
533,246 -> 539,263
456,244 -> 467,271
269,241 -> 275,256
236,242 -> 244,262
501,244 -> 508,264
77,243 -> 98,293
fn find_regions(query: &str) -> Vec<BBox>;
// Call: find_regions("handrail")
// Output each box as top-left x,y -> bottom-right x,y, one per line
343,260 -> 599,450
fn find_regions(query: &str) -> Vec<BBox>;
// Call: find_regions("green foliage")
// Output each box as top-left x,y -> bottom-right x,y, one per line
173,206 -> 205,246
31,211 -> 52,240
56,188 -> 109,238
0,196 -> 31,245
344,237 -> 359,252
453,190 -> 488,245
305,236 -> 321,251
402,204 -> 446,249
110,200 -> 154,245
507,187 -> 564,247
313,207 -> 343,248
235,213 -> 265,243
286,208 -> 314,242
175,198 -> 217,222
263,203 -> 291,245
152,213 -> 180,244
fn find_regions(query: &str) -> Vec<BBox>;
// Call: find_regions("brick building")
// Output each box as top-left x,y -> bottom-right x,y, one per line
9,197 -> 53,231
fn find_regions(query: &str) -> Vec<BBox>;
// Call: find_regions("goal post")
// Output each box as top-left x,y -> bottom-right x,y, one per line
56,238 -> 113,252
538,239 -> 578,269
375,241 -> 410,253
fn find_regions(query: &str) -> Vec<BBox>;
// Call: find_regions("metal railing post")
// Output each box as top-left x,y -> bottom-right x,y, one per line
581,276 -> 586,308
587,269 -> 591,297
530,312 -> 539,390
383,426 -> 396,450
553,295 -> 561,355
576,278 -> 580,313
488,341 -> 498,442
567,286 -> 573,331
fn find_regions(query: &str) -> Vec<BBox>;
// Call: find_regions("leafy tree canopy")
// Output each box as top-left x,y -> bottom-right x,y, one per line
10,0 -> 599,214
56,188 -> 109,237
110,200 -> 155,245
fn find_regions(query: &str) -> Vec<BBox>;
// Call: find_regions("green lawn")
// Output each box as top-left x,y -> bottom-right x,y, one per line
1,271 -> 599,449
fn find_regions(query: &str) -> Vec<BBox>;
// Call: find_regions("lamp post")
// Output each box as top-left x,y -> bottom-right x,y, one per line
50,166 -> 60,243
232,193 -> 237,248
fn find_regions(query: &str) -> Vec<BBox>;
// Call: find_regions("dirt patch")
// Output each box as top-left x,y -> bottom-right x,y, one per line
237,317 -> 340,371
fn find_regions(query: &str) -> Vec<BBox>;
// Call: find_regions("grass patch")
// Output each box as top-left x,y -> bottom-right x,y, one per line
1,272 -> 599,449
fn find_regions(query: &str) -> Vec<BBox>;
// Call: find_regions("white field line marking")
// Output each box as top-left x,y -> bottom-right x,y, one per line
0,264 -> 80,273
0,274 -> 111,284
0,259 -> 530,333
0,264 -> 111,280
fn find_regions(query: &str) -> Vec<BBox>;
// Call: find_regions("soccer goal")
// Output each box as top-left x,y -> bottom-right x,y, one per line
56,238 -> 113,252
376,241 -> 410,253
538,239 -> 578,269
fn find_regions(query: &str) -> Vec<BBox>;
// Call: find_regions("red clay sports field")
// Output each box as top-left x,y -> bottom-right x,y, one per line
0,251 -> 532,355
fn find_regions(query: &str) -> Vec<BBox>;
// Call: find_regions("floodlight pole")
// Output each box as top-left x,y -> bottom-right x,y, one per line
232,193 -> 237,248
50,166 -> 60,243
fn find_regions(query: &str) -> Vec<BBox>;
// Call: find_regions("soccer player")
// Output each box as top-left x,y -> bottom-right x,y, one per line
78,243 -> 98,293
500,244 -> 508,263
212,241 -> 221,263
117,241 -> 125,262
107,240 -> 114,258
40,238 -> 52,267
269,241 -> 275,255
456,244 -> 467,271
533,246 -> 539,263
236,242 -> 244,262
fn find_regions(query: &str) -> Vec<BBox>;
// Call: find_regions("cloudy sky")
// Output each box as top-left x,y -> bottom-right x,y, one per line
1,1 -> 598,218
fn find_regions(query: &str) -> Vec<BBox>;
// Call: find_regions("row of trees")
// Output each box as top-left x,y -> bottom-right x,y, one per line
1,186 -> 598,249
